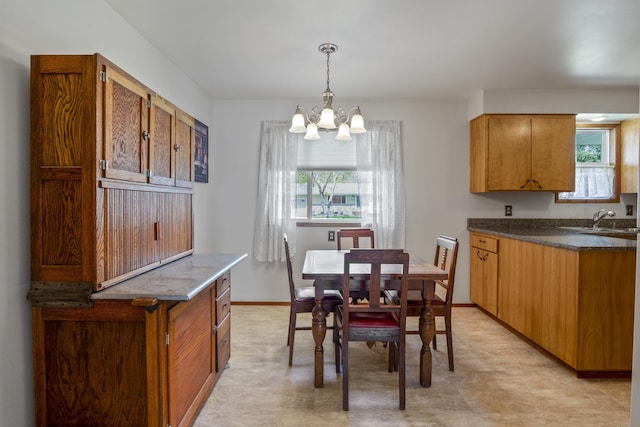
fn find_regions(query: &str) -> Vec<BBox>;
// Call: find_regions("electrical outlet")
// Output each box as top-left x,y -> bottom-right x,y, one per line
328,230 -> 335,241
626,205 -> 633,216
505,205 -> 512,216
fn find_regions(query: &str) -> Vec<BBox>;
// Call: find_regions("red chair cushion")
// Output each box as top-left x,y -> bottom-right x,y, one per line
348,312 -> 399,328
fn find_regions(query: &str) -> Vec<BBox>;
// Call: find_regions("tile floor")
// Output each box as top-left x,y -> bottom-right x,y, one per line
194,306 -> 630,427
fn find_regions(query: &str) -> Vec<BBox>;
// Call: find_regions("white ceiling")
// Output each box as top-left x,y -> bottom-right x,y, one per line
103,0 -> 640,102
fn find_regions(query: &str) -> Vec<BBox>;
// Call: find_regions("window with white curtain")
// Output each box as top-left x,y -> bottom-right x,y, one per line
253,120 -> 405,262
556,123 -> 620,203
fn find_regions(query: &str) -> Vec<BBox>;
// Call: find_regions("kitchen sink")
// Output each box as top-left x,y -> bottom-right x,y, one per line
559,226 -> 640,235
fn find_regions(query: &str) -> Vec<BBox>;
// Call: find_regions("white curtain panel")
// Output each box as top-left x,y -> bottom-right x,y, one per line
559,166 -> 615,199
355,120 -> 406,249
253,121 -> 299,262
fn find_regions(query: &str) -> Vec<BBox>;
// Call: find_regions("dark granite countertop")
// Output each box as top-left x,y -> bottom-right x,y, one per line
468,218 -> 637,251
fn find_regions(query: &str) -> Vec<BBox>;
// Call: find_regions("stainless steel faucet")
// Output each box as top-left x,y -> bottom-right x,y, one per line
593,209 -> 615,229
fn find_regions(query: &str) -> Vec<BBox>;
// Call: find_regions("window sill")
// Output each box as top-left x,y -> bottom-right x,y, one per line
296,220 -> 362,228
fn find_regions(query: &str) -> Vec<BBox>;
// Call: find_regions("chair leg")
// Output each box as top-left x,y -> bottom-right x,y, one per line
334,314 -> 341,373
432,333 -> 437,350
445,315 -> 454,372
288,309 -> 297,366
342,341 -> 349,411
399,339 -> 406,410
387,342 -> 395,373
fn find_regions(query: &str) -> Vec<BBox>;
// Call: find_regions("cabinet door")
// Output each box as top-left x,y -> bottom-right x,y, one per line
621,118 -> 639,194
175,111 -> 195,188
531,117 -> 576,191
157,192 -> 193,261
103,65 -> 149,183
102,188 -> 159,287
149,95 -> 176,186
487,117 -> 531,190
470,247 -> 498,316
168,286 -> 215,427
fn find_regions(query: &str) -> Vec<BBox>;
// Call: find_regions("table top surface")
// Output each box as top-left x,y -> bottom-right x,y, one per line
302,249 -> 447,281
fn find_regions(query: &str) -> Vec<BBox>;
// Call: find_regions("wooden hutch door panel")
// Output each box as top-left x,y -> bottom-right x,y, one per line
175,110 -> 195,188
487,117 -> 532,190
103,66 -> 149,183
103,188 -> 159,286
168,287 -> 215,427
149,96 -> 176,186
157,192 -> 193,261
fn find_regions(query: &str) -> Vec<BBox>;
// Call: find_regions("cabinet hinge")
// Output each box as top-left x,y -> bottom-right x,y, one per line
213,325 -> 218,333
147,99 -> 152,109
166,332 -> 170,346
146,169 -> 153,178
99,70 -> 108,83
100,159 -> 108,171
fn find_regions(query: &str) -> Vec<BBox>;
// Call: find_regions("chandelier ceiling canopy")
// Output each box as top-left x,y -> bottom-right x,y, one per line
289,43 -> 366,141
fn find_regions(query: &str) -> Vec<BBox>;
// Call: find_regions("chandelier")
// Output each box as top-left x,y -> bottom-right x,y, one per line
289,43 -> 366,140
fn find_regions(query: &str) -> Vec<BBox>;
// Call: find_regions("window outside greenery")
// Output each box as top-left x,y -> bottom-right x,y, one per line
295,170 -> 362,220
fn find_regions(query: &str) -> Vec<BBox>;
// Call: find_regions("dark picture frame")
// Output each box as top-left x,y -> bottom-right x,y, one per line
194,119 -> 209,183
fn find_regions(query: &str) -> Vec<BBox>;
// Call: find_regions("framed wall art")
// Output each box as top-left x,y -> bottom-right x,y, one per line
194,119 -> 209,183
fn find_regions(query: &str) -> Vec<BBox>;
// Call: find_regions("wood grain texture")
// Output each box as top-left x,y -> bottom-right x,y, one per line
621,118 -> 639,194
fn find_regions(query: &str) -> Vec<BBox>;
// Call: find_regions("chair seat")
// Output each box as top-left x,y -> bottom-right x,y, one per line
295,287 -> 342,302
386,290 -> 445,306
339,309 -> 399,328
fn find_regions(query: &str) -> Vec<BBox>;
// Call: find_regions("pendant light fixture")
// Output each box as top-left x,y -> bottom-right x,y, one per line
289,43 -> 366,141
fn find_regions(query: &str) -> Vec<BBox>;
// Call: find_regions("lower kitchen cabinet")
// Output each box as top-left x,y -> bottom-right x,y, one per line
469,232 -> 635,375
469,233 -> 498,316
30,254 -> 245,427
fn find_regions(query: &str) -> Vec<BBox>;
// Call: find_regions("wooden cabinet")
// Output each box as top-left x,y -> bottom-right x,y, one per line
469,233 -> 498,316
30,54 -> 194,292
621,118 -> 639,193
31,261 -> 238,427
495,236 -> 635,374
29,54 -> 223,427
470,114 -> 576,192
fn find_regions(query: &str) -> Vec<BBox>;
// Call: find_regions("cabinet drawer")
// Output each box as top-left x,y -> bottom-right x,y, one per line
471,235 -> 498,253
216,287 -> 231,325
216,314 -> 231,372
216,271 -> 230,296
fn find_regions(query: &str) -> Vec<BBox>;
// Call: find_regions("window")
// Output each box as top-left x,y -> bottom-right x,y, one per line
556,123 -> 620,203
295,170 -> 362,219
295,133 -> 364,221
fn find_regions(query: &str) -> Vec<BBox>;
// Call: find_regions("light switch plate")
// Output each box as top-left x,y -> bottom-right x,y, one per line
328,231 -> 335,241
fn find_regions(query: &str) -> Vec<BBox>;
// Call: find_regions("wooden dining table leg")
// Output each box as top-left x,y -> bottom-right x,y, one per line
418,279 -> 434,387
311,280 -> 328,388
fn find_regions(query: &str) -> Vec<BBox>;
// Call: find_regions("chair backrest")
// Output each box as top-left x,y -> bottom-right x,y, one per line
342,249 -> 410,328
283,234 -> 296,301
337,228 -> 375,250
433,235 -> 459,305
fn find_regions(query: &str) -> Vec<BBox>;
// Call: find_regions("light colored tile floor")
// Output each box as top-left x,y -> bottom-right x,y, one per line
194,306 -> 630,427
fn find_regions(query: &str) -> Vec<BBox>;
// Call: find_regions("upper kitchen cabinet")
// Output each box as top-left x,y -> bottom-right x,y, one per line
470,114 -> 576,192
621,118 -> 639,194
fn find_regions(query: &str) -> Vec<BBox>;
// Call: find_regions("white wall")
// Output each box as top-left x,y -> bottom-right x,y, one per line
0,0 -> 638,424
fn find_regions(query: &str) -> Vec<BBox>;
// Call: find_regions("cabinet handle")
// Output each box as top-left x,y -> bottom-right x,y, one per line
532,179 -> 542,189
520,179 -> 530,189
476,250 -> 484,260
479,239 -> 486,243
173,143 -> 181,152
482,253 -> 489,261
142,130 -> 150,140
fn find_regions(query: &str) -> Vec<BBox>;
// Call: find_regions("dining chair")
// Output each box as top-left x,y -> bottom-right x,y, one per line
333,248 -> 410,411
284,234 -> 343,366
337,228 -> 375,304
385,235 -> 459,371
336,228 -> 375,250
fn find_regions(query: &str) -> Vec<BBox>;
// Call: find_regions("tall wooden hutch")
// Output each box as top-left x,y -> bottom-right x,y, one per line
28,54 -> 244,427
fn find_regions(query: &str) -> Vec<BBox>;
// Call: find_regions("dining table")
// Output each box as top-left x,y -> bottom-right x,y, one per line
301,249 -> 448,388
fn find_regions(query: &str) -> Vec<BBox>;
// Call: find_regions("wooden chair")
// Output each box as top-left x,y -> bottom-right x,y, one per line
385,235 -> 459,371
333,249 -> 410,411
284,234 -> 342,366
336,228 -> 375,250
337,228 -> 375,303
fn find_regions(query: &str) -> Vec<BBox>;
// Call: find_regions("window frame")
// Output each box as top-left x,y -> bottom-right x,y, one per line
555,123 -> 621,204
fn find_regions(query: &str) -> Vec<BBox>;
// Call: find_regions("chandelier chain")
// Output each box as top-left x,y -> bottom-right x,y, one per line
325,49 -> 331,91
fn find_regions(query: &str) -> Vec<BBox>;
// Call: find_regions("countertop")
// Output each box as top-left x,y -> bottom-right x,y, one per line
468,218 -> 637,251
91,253 -> 248,301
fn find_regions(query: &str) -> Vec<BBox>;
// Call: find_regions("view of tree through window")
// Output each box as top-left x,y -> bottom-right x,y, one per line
295,171 -> 362,219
